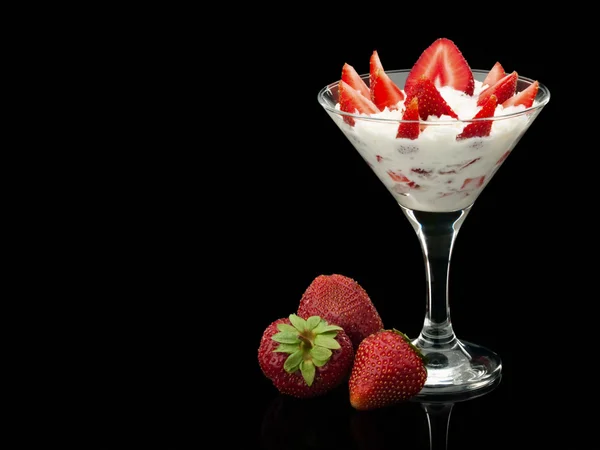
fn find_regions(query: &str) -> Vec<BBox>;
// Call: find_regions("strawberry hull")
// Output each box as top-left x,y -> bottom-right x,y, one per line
320,70 -> 548,212
258,317 -> 355,399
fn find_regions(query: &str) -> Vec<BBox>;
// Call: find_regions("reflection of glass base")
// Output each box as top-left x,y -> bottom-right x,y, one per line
411,338 -> 502,401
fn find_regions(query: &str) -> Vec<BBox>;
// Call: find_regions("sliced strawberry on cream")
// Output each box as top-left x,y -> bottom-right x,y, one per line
457,94 -> 497,140
369,50 -> 405,111
404,76 -> 458,120
482,62 -> 506,89
338,80 -> 379,126
323,38 -> 549,213
404,38 -> 474,96
341,63 -> 370,99
477,71 -> 518,106
502,80 -> 539,108
396,97 -> 420,140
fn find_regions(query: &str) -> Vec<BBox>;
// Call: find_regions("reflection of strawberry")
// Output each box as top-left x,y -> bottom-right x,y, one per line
404,76 -> 458,120
502,80 -> 539,108
341,63 -> 370,99
349,329 -> 427,410
457,94 -> 497,140
260,392 -> 355,450
477,71 -> 517,106
297,274 -> 383,349
338,80 -> 379,126
350,401 -> 424,450
404,38 -> 474,96
396,97 -> 420,139
482,61 -> 506,88
369,50 -> 405,111
258,314 -> 354,399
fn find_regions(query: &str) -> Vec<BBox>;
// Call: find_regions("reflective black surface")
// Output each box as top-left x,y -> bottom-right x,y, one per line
87,22 -> 590,449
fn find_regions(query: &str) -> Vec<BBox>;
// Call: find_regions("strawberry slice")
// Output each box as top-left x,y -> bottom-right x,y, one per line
502,80 -> 539,108
496,151 -> 510,165
388,170 -> 411,182
341,63 -> 370,99
369,50 -> 405,111
396,97 -> 420,139
404,76 -> 458,120
338,79 -> 379,126
482,62 -> 506,88
477,71 -> 518,106
461,176 -> 486,190
387,170 -> 417,188
457,94 -> 497,140
404,38 -> 474,96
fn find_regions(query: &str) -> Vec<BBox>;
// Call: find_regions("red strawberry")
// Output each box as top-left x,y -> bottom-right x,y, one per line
404,76 -> 458,120
297,274 -> 383,349
457,94 -> 497,140
502,80 -> 539,108
404,38 -> 474,96
341,62 -> 370,99
369,50 -> 405,111
349,329 -> 427,410
338,80 -> 379,126
482,61 -> 506,88
477,71 -> 517,106
258,314 -> 354,399
396,97 -> 420,139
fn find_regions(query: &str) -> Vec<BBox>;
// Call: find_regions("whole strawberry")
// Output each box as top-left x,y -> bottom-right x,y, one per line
258,314 -> 354,398
349,329 -> 427,410
297,274 -> 383,349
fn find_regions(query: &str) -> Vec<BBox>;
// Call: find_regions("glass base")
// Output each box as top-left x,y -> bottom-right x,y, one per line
411,338 -> 502,400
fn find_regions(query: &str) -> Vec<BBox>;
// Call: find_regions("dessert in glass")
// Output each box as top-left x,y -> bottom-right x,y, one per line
317,38 -> 550,398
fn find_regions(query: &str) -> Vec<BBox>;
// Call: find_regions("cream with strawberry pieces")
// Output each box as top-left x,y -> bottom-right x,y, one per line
322,38 -> 548,212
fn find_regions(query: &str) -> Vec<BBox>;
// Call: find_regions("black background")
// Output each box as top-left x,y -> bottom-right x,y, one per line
87,13 -> 591,449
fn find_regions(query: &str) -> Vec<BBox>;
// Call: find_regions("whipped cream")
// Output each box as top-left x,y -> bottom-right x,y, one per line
329,80 -> 538,212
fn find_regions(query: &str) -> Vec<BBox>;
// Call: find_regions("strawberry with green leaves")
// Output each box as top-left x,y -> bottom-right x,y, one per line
349,329 -> 427,410
258,314 -> 354,398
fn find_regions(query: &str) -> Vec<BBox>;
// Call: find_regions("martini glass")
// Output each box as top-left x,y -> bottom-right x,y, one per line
317,69 -> 550,398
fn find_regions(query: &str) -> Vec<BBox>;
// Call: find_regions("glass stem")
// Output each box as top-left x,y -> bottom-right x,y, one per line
402,206 -> 472,350
422,403 -> 453,450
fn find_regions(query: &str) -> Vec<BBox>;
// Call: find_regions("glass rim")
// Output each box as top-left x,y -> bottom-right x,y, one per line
317,68 -> 551,125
